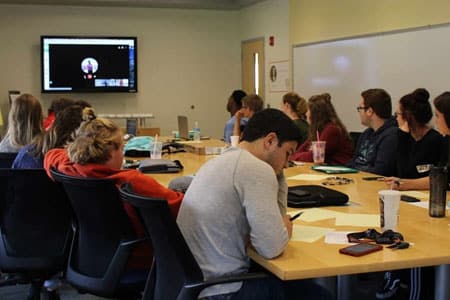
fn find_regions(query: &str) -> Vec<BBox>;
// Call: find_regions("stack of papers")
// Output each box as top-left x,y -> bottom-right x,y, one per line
288,208 -> 380,243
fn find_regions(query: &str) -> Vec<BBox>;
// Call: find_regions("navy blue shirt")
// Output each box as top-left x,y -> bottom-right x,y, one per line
347,118 -> 398,176
12,144 -> 43,169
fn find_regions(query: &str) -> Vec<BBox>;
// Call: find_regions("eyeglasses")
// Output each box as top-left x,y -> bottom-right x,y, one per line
394,112 -> 404,117
356,106 -> 368,112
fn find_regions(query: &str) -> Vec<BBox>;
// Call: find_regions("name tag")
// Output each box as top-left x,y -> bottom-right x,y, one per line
416,164 -> 432,173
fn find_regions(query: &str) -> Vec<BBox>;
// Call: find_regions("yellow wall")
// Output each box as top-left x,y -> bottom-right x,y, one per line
290,0 -> 450,44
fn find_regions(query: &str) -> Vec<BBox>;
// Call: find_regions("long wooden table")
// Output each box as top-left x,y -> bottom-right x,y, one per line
247,165 -> 450,280
149,152 -> 215,187
145,153 -> 450,299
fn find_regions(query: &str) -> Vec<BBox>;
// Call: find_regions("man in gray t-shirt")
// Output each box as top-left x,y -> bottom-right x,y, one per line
177,109 -> 303,299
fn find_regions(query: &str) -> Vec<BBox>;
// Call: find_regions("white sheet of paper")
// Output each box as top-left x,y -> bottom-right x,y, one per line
324,231 -> 353,244
298,208 -> 344,222
410,201 -> 450,210
401,191 -> 429,200
335,213 -> 380,227
291,224 -> 335,243
287,174 -> 330,181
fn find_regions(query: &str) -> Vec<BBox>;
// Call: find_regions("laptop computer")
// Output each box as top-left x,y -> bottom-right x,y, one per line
177,115 -> 210,140
177,115 -> 189,140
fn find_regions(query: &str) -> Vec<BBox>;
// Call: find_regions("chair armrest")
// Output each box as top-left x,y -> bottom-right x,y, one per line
181,272 -> 268,299
121,237 -> 151,247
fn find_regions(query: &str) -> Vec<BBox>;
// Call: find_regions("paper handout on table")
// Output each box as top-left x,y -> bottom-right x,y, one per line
290,208 -> 343,222
410,200 -> 450,210
287,174 -> 330,181
324,231 -> 353,244
291,224 -> 335,243
401,191 -> 429,200
335,213 -> 380,227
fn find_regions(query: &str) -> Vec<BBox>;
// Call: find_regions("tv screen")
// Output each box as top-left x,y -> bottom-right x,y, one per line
41,36 -> 137,93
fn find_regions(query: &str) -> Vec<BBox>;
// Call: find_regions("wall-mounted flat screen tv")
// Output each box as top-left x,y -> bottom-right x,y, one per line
41,36 -> 137,93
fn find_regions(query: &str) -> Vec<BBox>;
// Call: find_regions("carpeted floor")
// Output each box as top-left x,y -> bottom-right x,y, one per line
0,283 -> 107,300
0,272 -> 389,300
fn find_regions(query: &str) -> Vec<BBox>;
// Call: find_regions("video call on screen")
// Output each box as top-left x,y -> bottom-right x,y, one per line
48,44 -> 130,88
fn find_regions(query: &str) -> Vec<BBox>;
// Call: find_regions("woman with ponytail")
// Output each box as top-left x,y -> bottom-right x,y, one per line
281,92 -> 309,145
384,88 -> 445,189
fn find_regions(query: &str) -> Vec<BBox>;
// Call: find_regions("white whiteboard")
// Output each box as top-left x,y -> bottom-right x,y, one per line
293,24 -> 450,132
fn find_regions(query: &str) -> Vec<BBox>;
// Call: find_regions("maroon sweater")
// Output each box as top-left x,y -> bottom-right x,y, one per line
290,122 -> 353,165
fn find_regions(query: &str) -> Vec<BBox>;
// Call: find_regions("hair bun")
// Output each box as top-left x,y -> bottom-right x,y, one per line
412,88 -> 430,102
82,107 -> 96,122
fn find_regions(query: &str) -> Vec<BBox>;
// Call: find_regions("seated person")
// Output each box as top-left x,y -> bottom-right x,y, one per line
44,116 -> 184,270
43,97 -> 74,130
13,105 -> 95,169
347,88 -> 398,176
233,94 -> 264,137
224,90 -> 248,143
290,93 -> 353,164
383,88 -> 445,188
177,109 -> 330,299
0,93 -> 43,153
280,92 -> 309,145
376,88 -> 444,299
385,91 -> 450,190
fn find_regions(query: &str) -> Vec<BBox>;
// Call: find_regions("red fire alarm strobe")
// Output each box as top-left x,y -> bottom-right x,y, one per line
269,36 -> 274,46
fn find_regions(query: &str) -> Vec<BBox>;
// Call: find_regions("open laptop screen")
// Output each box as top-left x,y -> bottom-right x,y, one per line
177,115 -> 189,140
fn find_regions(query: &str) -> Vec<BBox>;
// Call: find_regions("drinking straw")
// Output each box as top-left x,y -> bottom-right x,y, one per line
153,134 -> 158,156
316,130 -> 320,141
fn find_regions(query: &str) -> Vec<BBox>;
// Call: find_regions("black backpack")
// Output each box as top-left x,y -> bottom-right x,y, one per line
287,185 -> 349,208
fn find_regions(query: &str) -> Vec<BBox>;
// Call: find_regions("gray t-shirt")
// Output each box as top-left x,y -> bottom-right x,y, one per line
177,147 -> 289,297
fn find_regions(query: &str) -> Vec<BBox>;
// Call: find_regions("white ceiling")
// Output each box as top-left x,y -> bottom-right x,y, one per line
0,0 -> 265,10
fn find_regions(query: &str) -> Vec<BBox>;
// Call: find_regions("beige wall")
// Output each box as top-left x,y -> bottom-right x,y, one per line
239,0 -> 290,109
290,0 -> 450,45
0,4 -> 241,138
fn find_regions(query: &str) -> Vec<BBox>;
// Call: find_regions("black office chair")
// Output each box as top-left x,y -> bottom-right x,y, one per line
0,152 -> 18,168
349,131 -> 362,149
119,183 -> 267,300
49,168 -> 149,299
0,168 -> 73,300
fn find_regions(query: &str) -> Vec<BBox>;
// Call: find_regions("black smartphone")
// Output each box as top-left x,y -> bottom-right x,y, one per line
400,195 -> 421,203
339,243 -> 383,257
362,176 -> 384,181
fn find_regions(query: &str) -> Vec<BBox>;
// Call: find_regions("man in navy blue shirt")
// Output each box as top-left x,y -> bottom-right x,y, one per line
347,88 -> 398,176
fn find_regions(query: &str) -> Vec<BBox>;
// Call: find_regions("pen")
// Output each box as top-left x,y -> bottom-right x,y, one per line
289,212 -> 303,221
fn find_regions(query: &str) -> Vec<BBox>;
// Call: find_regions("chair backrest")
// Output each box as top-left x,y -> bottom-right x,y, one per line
0,152 -> 18,168
137,127 -> 161,136
120,183 -> 203,300
0,168 -> 72,273
49,168 -> 138,297
349,131 -> 362,149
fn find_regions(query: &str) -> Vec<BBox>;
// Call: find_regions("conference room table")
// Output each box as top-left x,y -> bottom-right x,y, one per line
146,151 -> 450,300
